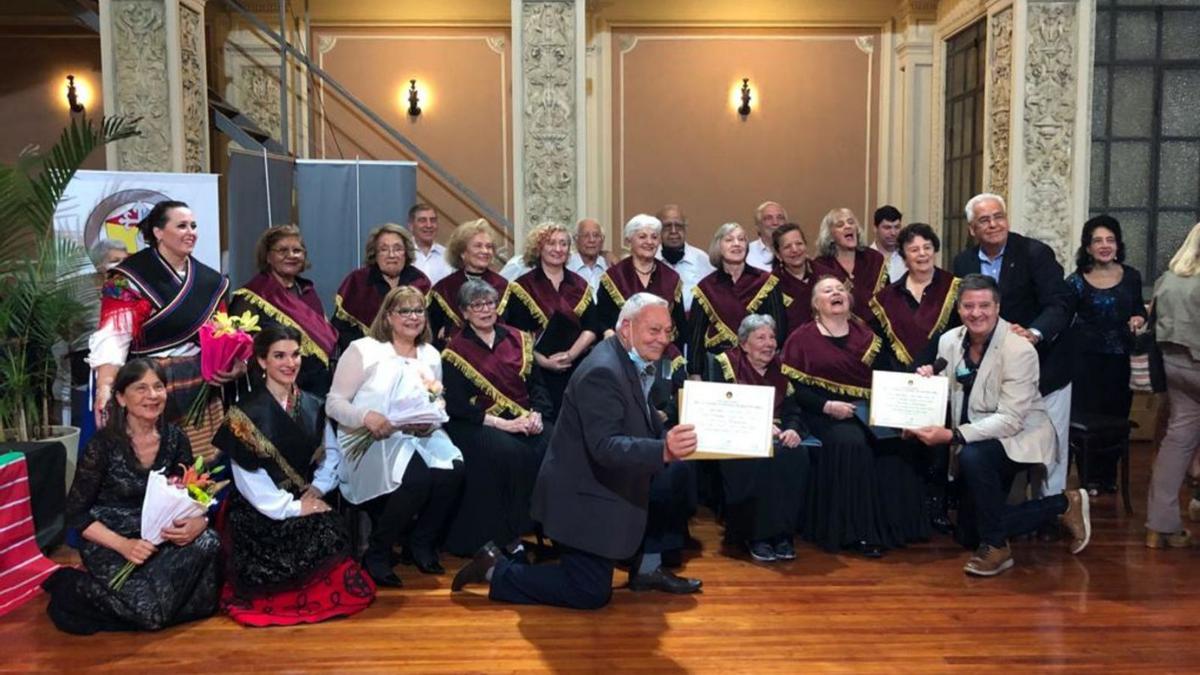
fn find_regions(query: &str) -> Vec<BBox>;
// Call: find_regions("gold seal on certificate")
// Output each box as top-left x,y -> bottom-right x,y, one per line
678,380 -> 775,460
868,370 -> 950,429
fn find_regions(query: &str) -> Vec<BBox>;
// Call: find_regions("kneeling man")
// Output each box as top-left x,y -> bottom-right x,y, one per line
453,292 -> 700,607
909,274 -> 1091,576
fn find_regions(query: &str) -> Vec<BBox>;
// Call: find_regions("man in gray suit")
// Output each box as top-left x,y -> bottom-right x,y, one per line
452,293 -> 700,608
909,274 -> 1092,576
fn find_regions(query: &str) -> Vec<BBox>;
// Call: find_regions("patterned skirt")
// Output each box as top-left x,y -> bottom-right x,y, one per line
154,354 -> 223,463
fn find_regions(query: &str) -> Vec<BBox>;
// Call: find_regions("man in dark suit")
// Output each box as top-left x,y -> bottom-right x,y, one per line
452,293 -> 700,609
952,193 -> 1074,500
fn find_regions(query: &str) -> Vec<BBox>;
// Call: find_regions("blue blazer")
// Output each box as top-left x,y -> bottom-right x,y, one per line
531,336 -> 668,560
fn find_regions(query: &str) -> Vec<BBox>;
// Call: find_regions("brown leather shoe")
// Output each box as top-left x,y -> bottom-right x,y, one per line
451,541 -> 502,591
1060,488 -> 1092,554
963,543 -> 1014,577
1145,529 -> 1193,549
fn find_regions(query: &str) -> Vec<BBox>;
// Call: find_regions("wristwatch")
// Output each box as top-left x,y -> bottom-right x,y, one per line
1028,327 -> 1043,342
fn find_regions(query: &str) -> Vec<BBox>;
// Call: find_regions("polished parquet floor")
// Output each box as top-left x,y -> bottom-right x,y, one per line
3,442 -> 1199,673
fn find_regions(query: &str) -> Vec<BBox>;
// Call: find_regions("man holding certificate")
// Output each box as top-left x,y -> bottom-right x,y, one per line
453,293 -> 701,608
909,274 -> 1092,577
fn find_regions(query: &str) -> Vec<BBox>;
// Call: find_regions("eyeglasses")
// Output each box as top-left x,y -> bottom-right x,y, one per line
974,213 -> 1008,226
378,245 -> 407,256
390,307 -> 424,317
271,247 -> 306,257
467,300 -> 497,311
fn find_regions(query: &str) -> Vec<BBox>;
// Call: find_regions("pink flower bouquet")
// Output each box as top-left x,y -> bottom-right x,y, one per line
183,311 -> 260,427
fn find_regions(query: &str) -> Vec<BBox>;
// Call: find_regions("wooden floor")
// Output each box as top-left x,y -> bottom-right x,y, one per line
4,443 -> 1199,673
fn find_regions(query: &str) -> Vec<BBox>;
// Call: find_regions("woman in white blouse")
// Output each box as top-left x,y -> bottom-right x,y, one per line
326,286 -> 464,586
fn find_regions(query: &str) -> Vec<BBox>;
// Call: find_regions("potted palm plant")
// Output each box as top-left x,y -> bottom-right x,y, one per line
0,114 -> 140,489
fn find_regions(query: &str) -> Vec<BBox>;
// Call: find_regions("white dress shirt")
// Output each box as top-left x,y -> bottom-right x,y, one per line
231,422 -> 341,520
567,251 -> 608,298
499,256 -> 532,281
412,242 -> 453,285
871,241 -> 908,282
747,239 -> 775,271
657,244 -> 715,310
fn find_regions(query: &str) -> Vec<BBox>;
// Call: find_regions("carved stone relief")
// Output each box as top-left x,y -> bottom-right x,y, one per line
1021,1 -> 1078,264
179,3 -> 208,172
235,66 -> 283,140
987,7 -> 1013,200
521,0 -> 577,227
110,0 -> 171,170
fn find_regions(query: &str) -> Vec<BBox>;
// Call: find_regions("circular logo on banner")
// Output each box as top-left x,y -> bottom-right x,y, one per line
82,189 -> 172,253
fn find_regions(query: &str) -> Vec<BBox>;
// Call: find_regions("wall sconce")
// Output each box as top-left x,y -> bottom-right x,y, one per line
737,78 -> 752,117
66,75 -> 84,113
407,79 -> 422,118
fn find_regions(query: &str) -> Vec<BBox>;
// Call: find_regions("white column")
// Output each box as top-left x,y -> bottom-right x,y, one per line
879,1 -> 937,222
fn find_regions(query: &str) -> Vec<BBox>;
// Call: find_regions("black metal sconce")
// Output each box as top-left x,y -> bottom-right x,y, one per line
407,79 -> 422,117
737,78 -> 752,117
66,74 -> 84,113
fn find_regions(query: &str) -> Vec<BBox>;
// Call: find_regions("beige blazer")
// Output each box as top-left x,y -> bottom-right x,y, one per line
937,318 -> 1057,466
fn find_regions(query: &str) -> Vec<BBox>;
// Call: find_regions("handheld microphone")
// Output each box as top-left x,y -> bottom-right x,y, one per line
931,357 -> 948,374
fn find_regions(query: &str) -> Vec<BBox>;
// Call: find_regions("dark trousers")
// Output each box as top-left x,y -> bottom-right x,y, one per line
364,456 -> 464,562
489,546 -> 614,610
644,461 -> 695,554
721,445 -> 810,543
958,439 -> 1068,548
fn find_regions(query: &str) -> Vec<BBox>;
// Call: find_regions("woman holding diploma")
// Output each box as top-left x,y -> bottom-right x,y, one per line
688,222 -> 788,376
706,315 -> 808,563
504,222 -> 603,412
442,279 -> 555,559
326,286 -> 464,585
781,277 -> 926,557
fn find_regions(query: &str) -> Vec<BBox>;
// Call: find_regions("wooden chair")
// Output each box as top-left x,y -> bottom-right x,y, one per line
1069,413 -> 1134,515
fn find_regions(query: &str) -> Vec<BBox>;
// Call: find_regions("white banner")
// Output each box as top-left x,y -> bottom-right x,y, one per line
53,170 -> 221,271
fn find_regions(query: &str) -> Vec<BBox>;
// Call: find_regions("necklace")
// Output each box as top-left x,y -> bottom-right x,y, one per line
633,260 -> 656,275
815,317 -> 849,338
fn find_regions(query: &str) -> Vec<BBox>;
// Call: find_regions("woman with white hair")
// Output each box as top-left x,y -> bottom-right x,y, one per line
595,214 -> 688,351
810,207 -> 888,318
1145,222 -> 1200,549
706,314 -> 808,563
687,222 -> 787,376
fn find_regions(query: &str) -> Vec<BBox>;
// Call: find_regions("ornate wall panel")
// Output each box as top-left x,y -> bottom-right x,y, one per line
1020,0 -> 1078,263
110,0 -> 171,170
520,0 -> 577,227
179,2 -> 208,172
986,7 -> 1012,200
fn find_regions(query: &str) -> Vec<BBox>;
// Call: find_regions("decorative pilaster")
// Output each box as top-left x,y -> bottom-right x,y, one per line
99,0 -> 211,172
512,0 -> 586,242
985,7 -> 1013,200
880,0 -> 936,222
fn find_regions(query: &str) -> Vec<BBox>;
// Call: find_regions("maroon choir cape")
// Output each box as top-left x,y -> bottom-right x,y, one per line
441,324 -> 534,418
234,273 -> 338,367
780,320 -> 881,399
692,267 -> 779,349
508,266 -> 593,331
335,264 -> 431,334
430,269 -> 510,329
810,248 -> 888,318
868,269 -> 960,366
713,347 -> 793,419
600,257 -> 684,311
773,261 -> 815,332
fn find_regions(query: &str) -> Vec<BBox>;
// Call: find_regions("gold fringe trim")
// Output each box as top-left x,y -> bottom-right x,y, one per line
442,348 -> 531,418
518,330 -> 534,378
235,289 -> 330,366
431,290 -> 463,327
782,293 -> 794,308
224,406 -> 309,491
506,283 -> 549,328
333,294 -> 371,335
669,354 -> 685,377
600,273 -> 627,309
573,290 -> 592,318
869,296 -> 914,367
714,352 -> 736,383
692,287 -> 738,349
496,284 -> 513,316
747,274 -> 779,313
872,259 -> 888,293
932,277 -> 961,338
780,364 -> 872,399
673,280 -> 683,305
862,334 -> 882,366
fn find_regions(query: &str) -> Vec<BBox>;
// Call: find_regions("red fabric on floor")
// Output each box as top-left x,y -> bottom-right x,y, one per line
220,557 -> 376,627
0,455 -> 61,618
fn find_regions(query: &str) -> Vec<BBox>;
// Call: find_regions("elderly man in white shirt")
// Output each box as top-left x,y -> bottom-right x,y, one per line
408,203 -> 454,284
654,204 -> 713,310
501,218 -> 610,298
870,204 -> 907,282
747,201 -> 788,271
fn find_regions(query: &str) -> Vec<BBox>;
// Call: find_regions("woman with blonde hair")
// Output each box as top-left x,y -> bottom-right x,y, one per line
332,223 -> 431,354
428,219 -> 510,345
503,222 -> 603,409
327,285 -> 464,583
810,207 -> 888,317
1145,222 -> 1200,548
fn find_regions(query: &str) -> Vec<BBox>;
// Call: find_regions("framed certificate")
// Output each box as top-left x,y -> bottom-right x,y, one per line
678,380 -> 776,460
868,370 -> 950,430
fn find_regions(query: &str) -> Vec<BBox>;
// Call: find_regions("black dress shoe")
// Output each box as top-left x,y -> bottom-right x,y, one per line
364,556 -> 404,588
849,541 -> 885,559
628,568 -> 702,594
452,541 -> 502,592
409,547 -> 445,575
930,513 -> 956,535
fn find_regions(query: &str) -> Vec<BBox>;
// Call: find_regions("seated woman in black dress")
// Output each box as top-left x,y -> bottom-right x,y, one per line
230,224 -> 339,396
441,279 -> 554,560
504,221 -> 603,410
781,277 -> 927,557
707,314 -> 808,563
213,325 -> 375,626
44,359 -> 220,634
332,223 -> 432,354
688,222 -> 787,376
